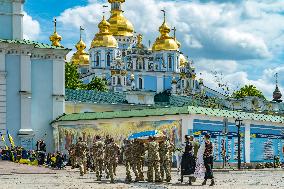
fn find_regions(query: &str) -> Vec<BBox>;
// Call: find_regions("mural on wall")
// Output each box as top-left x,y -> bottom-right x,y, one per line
192,120 -> 284,163
57,120 -> 182,152
250,125 -> 284,162
192,119 -> 245,163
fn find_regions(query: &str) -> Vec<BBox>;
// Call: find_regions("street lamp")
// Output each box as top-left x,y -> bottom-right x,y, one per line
235,118 -> 243,170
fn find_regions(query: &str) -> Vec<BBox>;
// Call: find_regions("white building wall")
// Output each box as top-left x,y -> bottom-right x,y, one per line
12,0 -> 23,40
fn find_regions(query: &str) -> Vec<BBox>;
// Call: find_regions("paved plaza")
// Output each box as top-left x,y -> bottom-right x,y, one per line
0,160 -> 283,189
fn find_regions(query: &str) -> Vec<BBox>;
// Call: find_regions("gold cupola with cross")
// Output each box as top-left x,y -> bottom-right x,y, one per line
91,16 -> 118,48
107,0 -> 134,37
152,10 -> 179,51
49,18 -> 62,47
71,26 -> 89,66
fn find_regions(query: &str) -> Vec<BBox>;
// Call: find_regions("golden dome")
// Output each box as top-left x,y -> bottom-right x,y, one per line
108,10 -> 134,37
71,38 -> 89,65
49,18 -> 62,47
152,20 -> 179,51
49,31 -> 62,47
91,16 -> 118,48
107,0 -> 134,37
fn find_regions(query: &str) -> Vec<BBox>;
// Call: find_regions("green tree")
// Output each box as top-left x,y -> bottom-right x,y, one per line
85,77 -> 107,91
232,85 -> 266,99
65,62 -> 82,90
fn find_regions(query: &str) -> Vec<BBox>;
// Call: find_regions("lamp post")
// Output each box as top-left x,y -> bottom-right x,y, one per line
235,118 -> 243,170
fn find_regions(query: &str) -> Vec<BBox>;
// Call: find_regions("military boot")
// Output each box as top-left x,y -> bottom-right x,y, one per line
202,179 -> 207,185
209,179 -> 215,186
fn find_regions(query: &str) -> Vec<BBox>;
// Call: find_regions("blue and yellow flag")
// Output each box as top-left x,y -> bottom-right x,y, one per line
6,130 -> 15,148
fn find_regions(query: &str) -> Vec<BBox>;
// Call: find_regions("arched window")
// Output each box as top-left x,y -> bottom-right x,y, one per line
138,78 -> 143,89
106,53 -> 111,67
117,76 -> 121,85
96,53 -> 100,66
168,56 -> 172,70
181,80 -> 185,88
112,77 -> 116,85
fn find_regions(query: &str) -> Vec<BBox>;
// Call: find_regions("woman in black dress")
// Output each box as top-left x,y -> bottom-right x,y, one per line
180,135 -> 196,185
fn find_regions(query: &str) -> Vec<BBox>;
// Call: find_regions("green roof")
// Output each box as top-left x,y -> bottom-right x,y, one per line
65,89 -> 127,104
53,105 -> 284,124
0,39 -> 70,50
53,106 -> 188,123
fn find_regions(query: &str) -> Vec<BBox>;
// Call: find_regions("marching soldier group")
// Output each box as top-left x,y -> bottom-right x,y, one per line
70,135 -> 174,184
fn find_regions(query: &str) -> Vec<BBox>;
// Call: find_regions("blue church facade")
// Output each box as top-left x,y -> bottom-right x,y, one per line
0,0 -> 70,152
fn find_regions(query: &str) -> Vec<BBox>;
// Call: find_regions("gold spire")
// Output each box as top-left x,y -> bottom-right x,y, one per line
179,54 -> 188,68
91,16 -> 118,48
49,18 -> 62,47
107,0 -> 134,36
152,10 -> 179,51
136,34 -> 143,48
71,26 -> 89,66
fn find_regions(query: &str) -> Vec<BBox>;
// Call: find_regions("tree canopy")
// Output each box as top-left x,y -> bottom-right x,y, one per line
232,85 -> 266,99
65,62 -> 107,91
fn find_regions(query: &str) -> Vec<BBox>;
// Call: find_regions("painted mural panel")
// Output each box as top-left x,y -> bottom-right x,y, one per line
250,125 -> 284,162
57,120 -> 182,153
192,119 -> 245,163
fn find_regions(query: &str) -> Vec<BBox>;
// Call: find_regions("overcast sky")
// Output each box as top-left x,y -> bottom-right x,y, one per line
23,0 -> 284,99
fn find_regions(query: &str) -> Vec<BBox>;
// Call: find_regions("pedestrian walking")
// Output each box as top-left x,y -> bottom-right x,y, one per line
202,133 -> 215,186
147,136 -> 162,182
105,138 -> 120,183
93,135 -> 105,181
75,137 -> 88,176
159,136 -> 174,182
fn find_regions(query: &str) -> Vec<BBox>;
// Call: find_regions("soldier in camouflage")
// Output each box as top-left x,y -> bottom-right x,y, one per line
159,136 -> 174,182
132,139 -> 145,182
122,139 -> 133,183
147,136 -> 162,182
105,137 -> 120,183
92,135 -> 105,181
68,144 -> 76,169
75,137 -> 88,176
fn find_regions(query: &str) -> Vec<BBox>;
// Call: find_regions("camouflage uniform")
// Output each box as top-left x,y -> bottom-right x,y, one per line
147,139 -> 162,182
122,140 -> 133,183
159,139 -> 174,182
75,138 -> 88,176
68,144 -> 76,169
105,139 -> 120,183
132,140 -> 145,181
93,139 -> 105,180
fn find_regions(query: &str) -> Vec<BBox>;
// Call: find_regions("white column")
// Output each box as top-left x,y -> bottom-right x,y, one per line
52,59 -> 65,120
244,121 -> 251,163
181,115 -> 194,143
19,54 -> 32,134
157,75 -> 163,93
101,49 -> 105,68
12,0 -> 24,40
0,50 -> 6,137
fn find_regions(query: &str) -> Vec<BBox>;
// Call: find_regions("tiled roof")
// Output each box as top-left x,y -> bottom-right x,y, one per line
53,106 -> 188,123
65,89 -> 128,104
188,106 -> 284,123
52,105 -> 284,124
0,39 -> 69,50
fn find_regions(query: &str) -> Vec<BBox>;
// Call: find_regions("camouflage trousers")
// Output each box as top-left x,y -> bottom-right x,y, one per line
94,159 -> 104,180
70,156 -> 76,169
77,157 -> 87,176
125,160 -> 132,182
160,159 -> 172,181
133,159 -> 144,181
106,161 -> 116,182
147,160 -> 161,182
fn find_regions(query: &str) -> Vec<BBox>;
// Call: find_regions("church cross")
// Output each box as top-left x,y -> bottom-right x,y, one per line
80,26 -> 84,40
161,9 -> 166,22
172,27 -> 176,39
53,18 -> 57,32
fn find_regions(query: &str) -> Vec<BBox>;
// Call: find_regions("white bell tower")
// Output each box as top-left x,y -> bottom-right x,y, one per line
0,0 -> 24,40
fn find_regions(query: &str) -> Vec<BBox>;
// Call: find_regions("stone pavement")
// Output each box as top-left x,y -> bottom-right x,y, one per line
0,160 -> 283,189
